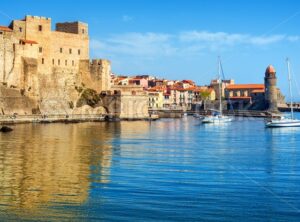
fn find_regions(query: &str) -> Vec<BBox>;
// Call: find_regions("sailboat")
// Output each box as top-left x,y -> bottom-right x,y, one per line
266,58 -> 300,127
201,58 -> 233,124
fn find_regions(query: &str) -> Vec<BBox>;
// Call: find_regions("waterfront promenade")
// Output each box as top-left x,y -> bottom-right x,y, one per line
0,114 -> 106,124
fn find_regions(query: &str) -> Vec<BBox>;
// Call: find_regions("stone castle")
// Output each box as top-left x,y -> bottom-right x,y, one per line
0,15 -> 112,116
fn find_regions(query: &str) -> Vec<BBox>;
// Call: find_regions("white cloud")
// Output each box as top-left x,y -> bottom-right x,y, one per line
91,30 -> 300,58
179,31 -> 288,46
287,36 -> 300,42
91,32 -> 177,57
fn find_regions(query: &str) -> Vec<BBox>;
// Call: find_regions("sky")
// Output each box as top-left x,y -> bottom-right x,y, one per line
1,0 -> 300,99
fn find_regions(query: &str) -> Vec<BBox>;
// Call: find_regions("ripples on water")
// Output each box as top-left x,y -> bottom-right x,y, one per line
0,116 -> 300,221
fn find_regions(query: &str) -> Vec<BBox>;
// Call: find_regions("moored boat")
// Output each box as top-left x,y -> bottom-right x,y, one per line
201,57 -> 232,124
202,114 -> 232,124
266,117 -> 300,127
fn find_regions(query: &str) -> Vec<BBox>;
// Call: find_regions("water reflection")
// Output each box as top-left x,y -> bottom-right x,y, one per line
0,122 -> 115,217
0,118 -> 300,221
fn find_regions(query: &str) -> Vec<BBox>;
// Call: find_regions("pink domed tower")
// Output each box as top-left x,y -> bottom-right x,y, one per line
264,65 -> 278,112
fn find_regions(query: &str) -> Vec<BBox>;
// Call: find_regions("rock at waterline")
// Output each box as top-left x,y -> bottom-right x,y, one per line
0,126 -> 13,133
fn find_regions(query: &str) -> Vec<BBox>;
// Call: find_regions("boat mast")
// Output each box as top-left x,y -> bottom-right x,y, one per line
218,57 -> 222,115
286,58 -> 294,119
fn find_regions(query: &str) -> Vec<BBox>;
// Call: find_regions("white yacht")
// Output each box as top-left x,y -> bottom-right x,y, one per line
201,113 -> 232,124
266,58 -> 300,127
201,57 -> 233,124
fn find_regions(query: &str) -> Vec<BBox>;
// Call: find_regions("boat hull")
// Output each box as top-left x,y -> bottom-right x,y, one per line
266,120 -> 300,127
201,116 -> 233,124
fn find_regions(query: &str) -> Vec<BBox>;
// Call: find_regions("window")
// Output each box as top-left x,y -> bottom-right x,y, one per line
19,27 -> 22,32
82,29 -> 85,34
65,60 -> 67,66
52,59 -> 54,65
38,25 -> 42,31
42,58 -> 44,64
72,60 -> 74,66
58,59 -> 60,65
69,48 -> 72,54
0,32 -> 3,35
60,48 -> 63,53
78,49 -> 81,55
39,47 -> 42,53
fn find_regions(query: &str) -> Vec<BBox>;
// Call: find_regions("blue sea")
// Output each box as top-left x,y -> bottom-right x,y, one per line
0,114 -> 300,221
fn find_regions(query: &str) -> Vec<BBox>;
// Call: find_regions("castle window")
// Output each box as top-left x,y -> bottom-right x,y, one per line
65,60 -> 67,66
82,29 -> 85,34
69,48 -> 72,54
19,27 -> 22,32
38,25 -> 43,31
60,48 -> 63,53
78,49 -> 81,55
52,59 -> 54,65
42,58 -> 44,64
39,47 -> 43,53
72,60 -> 74,66
58,59 -> 60,65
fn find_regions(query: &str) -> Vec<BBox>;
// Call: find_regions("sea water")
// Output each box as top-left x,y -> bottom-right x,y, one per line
0,114 -> 300,221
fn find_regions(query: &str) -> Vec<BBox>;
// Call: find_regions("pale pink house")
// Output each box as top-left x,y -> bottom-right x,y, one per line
128,78 -> 149,89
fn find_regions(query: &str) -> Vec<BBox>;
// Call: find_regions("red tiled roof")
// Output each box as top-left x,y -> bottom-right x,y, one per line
0,26 -> 12,32
226,84 -> 264,90
147,85 -> 165,92
252,89 -> 265,93
182,80 -> 195,85
184,86 -> 196,91
129,79 -> 141,82
20,39 -> 38,44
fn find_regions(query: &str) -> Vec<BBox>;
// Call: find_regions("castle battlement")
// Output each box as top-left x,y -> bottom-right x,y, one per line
25,15 -> 51,21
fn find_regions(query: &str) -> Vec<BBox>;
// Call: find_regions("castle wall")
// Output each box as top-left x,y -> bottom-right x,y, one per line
0,31 -> 15,84
10,20 -> 26,39
0,85 -> 38,115
19,16 -> 89,75
79,59 -> 111,92
0,15 -> 120,117
109,85 -> 149,119
56,21 -> 88,35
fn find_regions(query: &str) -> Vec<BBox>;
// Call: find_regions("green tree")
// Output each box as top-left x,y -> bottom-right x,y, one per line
200,91 -> 211,101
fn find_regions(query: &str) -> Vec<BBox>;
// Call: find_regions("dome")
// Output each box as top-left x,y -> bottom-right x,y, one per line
265,65 -> 276,75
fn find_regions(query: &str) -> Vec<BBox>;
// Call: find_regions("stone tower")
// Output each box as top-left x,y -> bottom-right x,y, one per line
264,65 -> 278,112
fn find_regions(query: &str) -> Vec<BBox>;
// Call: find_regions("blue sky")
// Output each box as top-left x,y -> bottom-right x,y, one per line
1,0 -> 300,99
